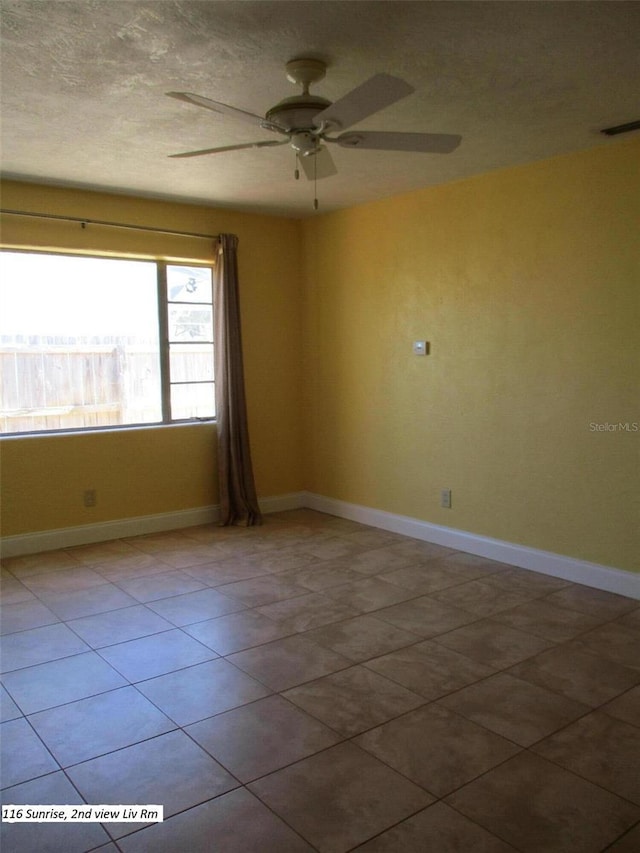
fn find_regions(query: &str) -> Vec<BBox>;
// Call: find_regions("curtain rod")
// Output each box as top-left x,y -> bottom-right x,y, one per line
0,208 -> 219,241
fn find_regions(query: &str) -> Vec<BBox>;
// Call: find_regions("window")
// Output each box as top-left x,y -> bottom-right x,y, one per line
0,251 -> 215,434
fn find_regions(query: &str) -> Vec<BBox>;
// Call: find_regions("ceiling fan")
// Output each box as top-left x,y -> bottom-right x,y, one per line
167,58 -> 461,185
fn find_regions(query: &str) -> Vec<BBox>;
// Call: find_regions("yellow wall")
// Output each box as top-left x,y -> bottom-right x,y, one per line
0,182 -> 304,534
2,141 -> 638,574
301,139 -> 639,572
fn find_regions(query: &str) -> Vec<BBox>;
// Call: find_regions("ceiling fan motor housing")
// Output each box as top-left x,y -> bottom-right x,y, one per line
265,94 -> 332,133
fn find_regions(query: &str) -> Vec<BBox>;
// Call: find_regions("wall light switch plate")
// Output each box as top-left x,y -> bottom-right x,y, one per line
413,340 -> 429,356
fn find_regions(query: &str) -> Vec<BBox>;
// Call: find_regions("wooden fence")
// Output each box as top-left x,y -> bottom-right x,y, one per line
0,340 -> 161,433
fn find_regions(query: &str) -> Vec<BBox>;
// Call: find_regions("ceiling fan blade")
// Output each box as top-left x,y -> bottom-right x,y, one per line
169,139 -> 289,158
166,91 -> 286,132
334,131 -> 462,153
298,147 -> 338,180
313,73 -> 414,131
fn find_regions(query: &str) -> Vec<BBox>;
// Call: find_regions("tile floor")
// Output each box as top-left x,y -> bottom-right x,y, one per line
1,508 -> 639,852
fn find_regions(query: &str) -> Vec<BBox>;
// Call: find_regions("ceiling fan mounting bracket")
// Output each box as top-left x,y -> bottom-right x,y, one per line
285,58 -> 327,93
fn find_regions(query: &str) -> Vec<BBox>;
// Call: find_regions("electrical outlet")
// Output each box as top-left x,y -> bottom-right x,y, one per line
440,488 -> 452,509
83,489 -> 97,508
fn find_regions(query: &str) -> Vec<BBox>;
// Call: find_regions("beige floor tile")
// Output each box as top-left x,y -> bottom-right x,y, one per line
98,628 -> 217,682
64,539 -> 144,567
2,550 -> 82,577
532,710 -> 640,804
345,546 -> 420,575
0,684 -> 22,723
364,639 -> 495,700
117,788 -> 315,853
0,717 -> 60,788
605,823 -> 640,852
379,560 -> 476,594
508,644 -> 640,706
0,600 -> 59,635
324,576 -> 419,613
355,801 -> 517,852
149,545 -> 226,569
602,685 -> 640,727
484,567 -> 571,596
28,686 -> 176,766
21,566 -> 109,595
135,658 -> 271,725
283,665 -> 425,736
431,578 -> 537,616
114,570 -> 207,602
298,536 -> 371,561
619,607 -> 640,630
374,594 -> 479,637
433,619 -> 554,669
186,694 -> 342,782
1,622 -> 89,674
492,598 -> 605,642
145,587 -> 245,625
255,592 -> 358,632
2,650 -> 126,714
216,574 -> 308,606
184,559 -> 270,586
227,635 -> 350,691
184,609 -> 296,655
0,577 -> 37,605
386,540 -> 456,562
286,562 -> 364,591
446,751 -> 639,853
38,584 -> 139,621
0,771 -> 110,852
437,671 -> 590,746
67,605 -> 173,648
4,512 -> 638,853
543,584 -> 639,618
303,614 -> 420,662
356,703 -> 520,797
92,553 -> 175,582
67,729 -> 239,838
569,622 -> 640,671
436,551 -> 509,578
249,742 -> 433,852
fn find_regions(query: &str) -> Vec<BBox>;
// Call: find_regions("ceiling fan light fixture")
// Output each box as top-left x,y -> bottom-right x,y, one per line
291,132 -> 321,155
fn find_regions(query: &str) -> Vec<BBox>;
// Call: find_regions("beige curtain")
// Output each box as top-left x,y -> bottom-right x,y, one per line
214,234 -> 262,526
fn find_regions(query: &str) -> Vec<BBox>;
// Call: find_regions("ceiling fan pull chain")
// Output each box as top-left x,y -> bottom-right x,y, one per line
295,152 -> 300,180
313,155 -> 319,210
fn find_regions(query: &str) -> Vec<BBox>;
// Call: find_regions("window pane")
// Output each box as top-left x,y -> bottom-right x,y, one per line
168,305 -> 213,343
169,344 -> 214,383
0,252 -> 162,433
167,265 -> 212,304
170,382 -> 215,420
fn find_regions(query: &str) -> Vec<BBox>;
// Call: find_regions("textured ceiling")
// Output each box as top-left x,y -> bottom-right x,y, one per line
1,0 -> 639,218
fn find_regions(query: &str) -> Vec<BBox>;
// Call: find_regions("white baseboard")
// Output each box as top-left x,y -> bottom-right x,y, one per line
0,505 -> 220,557
303,492 -> 640,600
0,492 -> 307,558
2,489 -> 638,600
